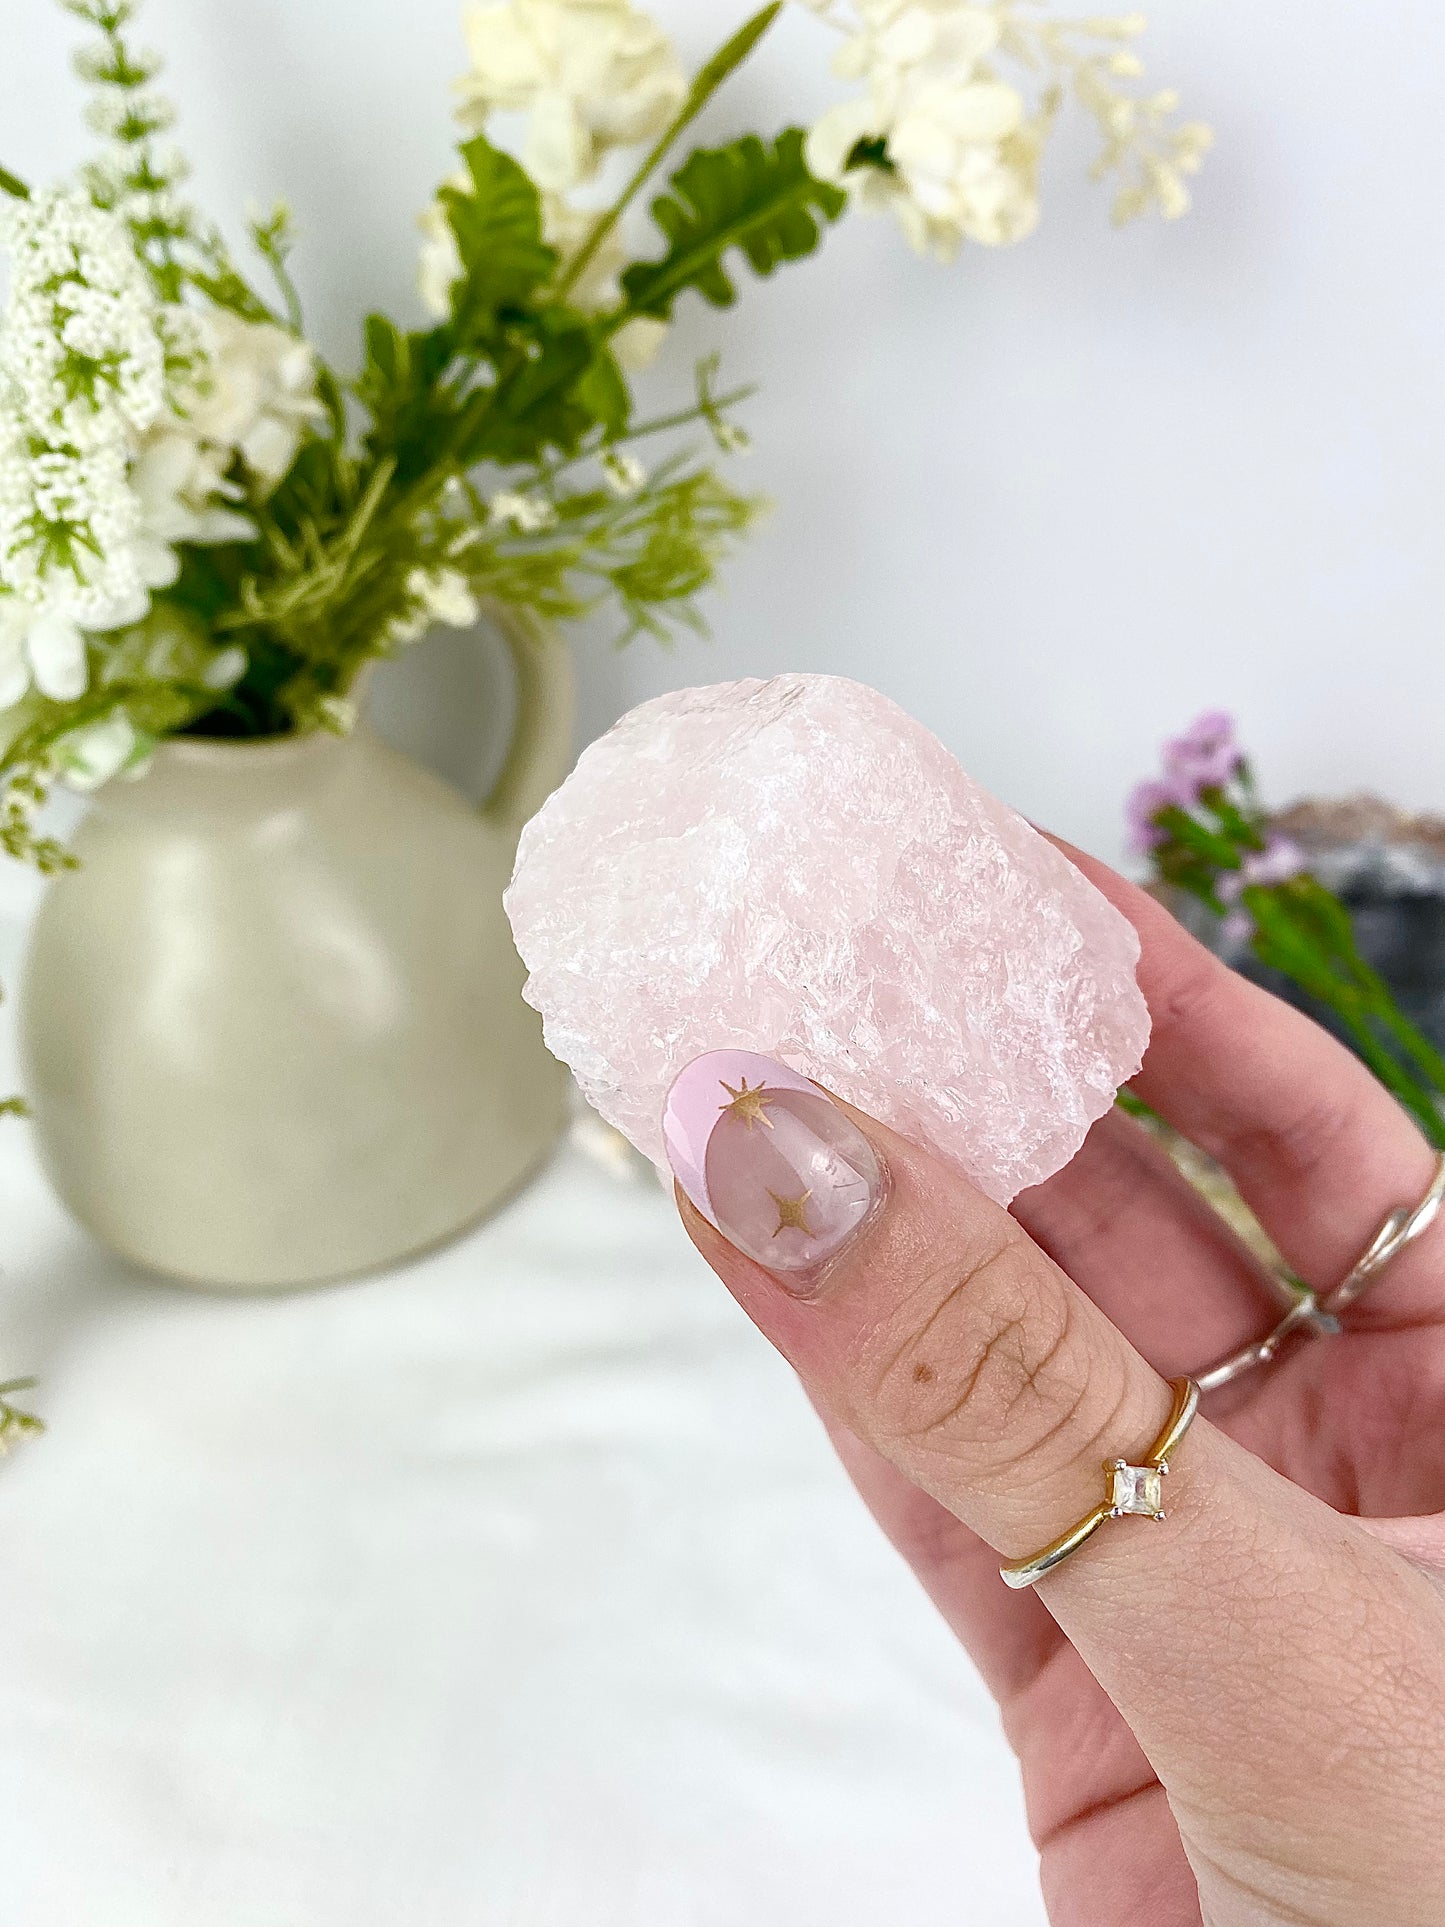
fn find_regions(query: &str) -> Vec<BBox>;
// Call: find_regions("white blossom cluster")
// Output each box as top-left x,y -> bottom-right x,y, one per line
0,186 -> 178,705
0,187 -> 324,720
0,189 -> 168,607
187,308 -> 325,489
385,565 -> 483,646
81,67 -> 190,235
802,1 -> 1210,259
805,1 -> 1045,254
454,0 -> 685,192
65,8 -> 201,294
1044,13 -> 1213,224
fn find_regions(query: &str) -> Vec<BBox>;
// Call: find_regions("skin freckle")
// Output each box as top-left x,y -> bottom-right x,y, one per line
913,1362 -> 936,1384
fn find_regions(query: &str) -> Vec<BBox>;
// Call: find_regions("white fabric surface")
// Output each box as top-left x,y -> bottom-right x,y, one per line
0,875 -> 1043,1927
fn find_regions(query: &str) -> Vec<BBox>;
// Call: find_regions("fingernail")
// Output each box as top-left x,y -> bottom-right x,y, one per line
662,1051 -> 884,1278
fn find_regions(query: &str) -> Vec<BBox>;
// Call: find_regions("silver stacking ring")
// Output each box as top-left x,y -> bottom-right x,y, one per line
1195,1151 -> 1445,1394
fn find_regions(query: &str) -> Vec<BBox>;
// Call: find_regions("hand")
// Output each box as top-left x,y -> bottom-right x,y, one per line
661,847 -> 1445,1927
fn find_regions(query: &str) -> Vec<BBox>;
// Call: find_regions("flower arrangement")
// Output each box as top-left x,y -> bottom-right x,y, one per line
1128,714 -> 1445,1146
0,0 -> 1208,856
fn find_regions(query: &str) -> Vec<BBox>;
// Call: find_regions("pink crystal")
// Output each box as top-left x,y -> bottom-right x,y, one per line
505,675 -> 1150,1204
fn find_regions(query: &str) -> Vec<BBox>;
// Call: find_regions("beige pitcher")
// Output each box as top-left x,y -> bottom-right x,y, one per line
17,607 -> 572,1290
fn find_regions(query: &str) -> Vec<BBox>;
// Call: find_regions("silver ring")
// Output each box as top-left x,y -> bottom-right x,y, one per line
1194,1151 -> 1445,1393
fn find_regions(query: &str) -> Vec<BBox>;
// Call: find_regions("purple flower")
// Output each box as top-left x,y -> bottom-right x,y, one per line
1162,710 -> 1242,795
1125,777 -> 1188,855
1243,833 -> 1304,886
1217,832 -> 1304,910
1220,908 -> 1254,948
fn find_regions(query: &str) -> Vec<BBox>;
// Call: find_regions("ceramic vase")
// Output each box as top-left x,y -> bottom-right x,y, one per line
17,607 -> 572,1290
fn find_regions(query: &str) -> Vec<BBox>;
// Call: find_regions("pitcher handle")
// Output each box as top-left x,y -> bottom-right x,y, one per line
478,601 -> 576,835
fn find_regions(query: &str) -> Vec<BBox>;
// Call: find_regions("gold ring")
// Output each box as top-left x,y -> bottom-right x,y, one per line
999,1377 -> 1200,1591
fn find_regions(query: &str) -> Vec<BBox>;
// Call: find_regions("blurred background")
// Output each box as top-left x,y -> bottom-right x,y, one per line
8,0 -> 1443,860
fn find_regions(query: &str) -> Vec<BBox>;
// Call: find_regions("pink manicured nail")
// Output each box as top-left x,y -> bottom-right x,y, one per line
662,1051 -> 884,1277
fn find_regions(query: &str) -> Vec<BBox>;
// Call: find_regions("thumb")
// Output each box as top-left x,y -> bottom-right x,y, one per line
663,1051 -> 1445,1926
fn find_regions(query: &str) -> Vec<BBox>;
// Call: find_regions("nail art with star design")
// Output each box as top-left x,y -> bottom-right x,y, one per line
662,1051 -> 885,1279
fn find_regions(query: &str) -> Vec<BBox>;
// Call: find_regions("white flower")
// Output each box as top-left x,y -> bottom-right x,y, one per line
0,597 -> 90,709
314,693 -> 358,735
202,644 -> 248,690
387,566 -> 482,645
806,4 -> 1041,258
807,2 -> 1208,256
52,710 -> 148,791
186,310 -> 324,490
489,489 -> 557,533
600,449 -> 645,496
540,193 -> 621,309
0,186 -> 168,444
614,315 -> 669,371
404,565 -> 479,632
0,187 -> 172,624
420,568 -> 481,628
130,430 -> 256,574
0,185 -> 288,697
456,0 -> 686,191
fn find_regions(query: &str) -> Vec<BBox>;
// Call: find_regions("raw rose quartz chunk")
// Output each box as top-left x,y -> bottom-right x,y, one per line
505,675 -> 1150,1204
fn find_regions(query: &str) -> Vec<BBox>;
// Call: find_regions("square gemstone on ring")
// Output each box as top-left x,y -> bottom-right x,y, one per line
1110,1462 -> 1165,1517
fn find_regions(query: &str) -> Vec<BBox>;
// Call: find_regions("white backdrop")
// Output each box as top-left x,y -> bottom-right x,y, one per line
4,0 -> 1443,860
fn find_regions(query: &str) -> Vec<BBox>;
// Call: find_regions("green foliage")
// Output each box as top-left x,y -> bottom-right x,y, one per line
0,1377 -> 43,1450
605,469 -> 764,641
620,130 -> 847,320
0,762 -> 75,872
1244,877 -> 1445,1143
247,201 -> 303,332
554,1 -> 784,305
455,459 -> 765,642
353,136 -> 627,488
573,349 -> 631,441
64,0 -> 285,323
217,449 -> 401,704
441,136 -> 557,341
689,2 -> 785,104
354,318 -> 455,479
462,320 -> 600,466
1145,777 -> 1445,1146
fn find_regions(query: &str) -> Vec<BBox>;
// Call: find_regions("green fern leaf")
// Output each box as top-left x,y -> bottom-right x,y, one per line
620,129 -> 846,320
441,135 -> 557,338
